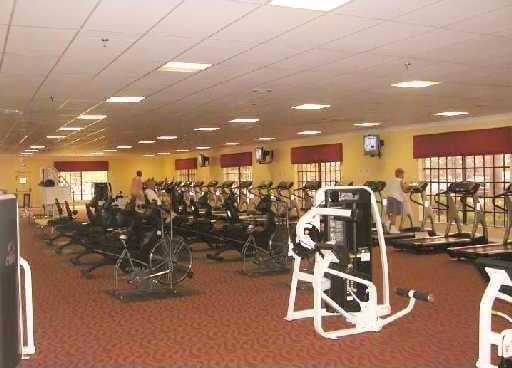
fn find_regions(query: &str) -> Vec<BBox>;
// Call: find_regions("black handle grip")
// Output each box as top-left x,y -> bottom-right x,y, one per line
396,288 -> 434,303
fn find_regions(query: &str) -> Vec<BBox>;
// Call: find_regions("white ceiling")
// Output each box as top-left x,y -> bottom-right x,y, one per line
0,0 -> 511,155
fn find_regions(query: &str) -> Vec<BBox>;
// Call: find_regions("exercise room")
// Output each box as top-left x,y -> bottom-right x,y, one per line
1,1 -> 511,367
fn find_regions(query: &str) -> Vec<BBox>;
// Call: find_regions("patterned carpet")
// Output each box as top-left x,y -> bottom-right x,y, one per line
19,219 -> 487,368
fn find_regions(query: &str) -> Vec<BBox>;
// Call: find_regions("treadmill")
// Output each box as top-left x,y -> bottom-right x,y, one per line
447,183 -> 512,260
392,181 -> 488,253
364,180 -> 416,242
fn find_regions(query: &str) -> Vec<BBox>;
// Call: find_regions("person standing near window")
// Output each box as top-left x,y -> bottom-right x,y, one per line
386,168 -> 409,233
130,170 -> 144,203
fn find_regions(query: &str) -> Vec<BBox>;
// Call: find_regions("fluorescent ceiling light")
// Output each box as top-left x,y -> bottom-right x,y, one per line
116,145 -> 133,149
434,111 -> 469,117
89,152 -> 104,156
292,104 -> 331,110
20,152 -> 33,155
71,138 -> 80,143
225,142 -> 240,146
58,126 -> 82,131
176,149 -> 190,152
138,140 -> 156,144
157,152 -> 170,155
194,127 -> 220,132
106,96 -> 145,103
257,137 -> 275,141
19,135 -> 29,144
159,61 -> 212,73
78,114 -> 107,120
143,154 -> 155,157
103,149 -> 117,152
24,149 -> 38,152
391,80 -> 440,88
157,135 -> 178,140
229,118 -> 260,123
354,122 -> 382,127
46,135 -> 66,139
30,145 -> 45,149
297,130 -> 322,135
196,146 -> 211,150
270,0 -> 352,11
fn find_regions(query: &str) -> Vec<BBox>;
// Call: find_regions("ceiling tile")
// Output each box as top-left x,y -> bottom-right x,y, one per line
398,0 -> 512,27
213,4 -> 319,44
446,6 -> 512,37
177,38 -> 253,65
1,52 -> 59,76
85,0 -> 183,34
334,0 -> 442,20
13,0 -> 97,28
323,21 -> 433,54
274,48 -> 346,72
0,0 -> 13,25
152,0 -> 259,40
268,13 -> 381,51
6,26 -> 76,56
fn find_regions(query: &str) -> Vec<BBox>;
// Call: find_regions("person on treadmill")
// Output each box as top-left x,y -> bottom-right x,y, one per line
386,168 -> 410,234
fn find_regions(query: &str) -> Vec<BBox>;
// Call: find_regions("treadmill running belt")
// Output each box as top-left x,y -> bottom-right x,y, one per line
448,244 -> 512,259
396,237 -> 473,252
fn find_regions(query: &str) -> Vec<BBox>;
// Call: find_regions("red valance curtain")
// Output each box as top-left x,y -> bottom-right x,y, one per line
413,126 -> 512,158
54,161 -> 109,172
220,152 -> 252,168
175,158 -> 197,170
291,143 -> 343,164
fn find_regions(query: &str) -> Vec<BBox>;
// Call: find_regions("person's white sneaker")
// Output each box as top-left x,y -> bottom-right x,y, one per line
389,225 -> 400,234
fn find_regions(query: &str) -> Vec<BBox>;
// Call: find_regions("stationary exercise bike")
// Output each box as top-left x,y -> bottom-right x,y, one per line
286,186 -> 433,339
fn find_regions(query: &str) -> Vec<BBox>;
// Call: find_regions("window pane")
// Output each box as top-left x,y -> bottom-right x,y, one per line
82,171 -> 108,201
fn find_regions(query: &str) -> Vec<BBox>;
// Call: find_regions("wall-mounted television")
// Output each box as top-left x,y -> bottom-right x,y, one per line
255,147 -> 273,164
363,134 -> 383,157
197,154 -> 210,167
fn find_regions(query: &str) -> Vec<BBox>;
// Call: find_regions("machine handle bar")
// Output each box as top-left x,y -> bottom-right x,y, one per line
396,288 -> 434,303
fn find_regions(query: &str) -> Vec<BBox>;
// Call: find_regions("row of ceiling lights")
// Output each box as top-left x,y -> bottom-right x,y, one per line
21,0 -> 469,157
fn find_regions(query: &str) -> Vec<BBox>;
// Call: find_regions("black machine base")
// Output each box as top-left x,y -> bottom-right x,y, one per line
107,286 -> 198,302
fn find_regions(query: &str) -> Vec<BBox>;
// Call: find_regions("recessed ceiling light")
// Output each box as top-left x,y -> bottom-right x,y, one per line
143,154 -> 155,157
46,135 -> 66,139
157,135 -> 178,140
106,96 -> 145,103
292,104 -> 331,110
116,145 -> 133,149
196,146 -> 211,150
24,149 -> 38,152
225,142 -> 240,146
229,118 -> 260,123
353,122 -> 382,127
103,149 -> 117,152
194,127 -> 220,132
176,149 -> 190,152
257,137 -> 275,141
78,114 -> 107,120
270,0 -> 352,11
297,130 -> 322,135
19,135 -> 29,144
391,80 -> 440,88
71,138 -> 80,143
434,111 -> 469,117
20,152 -> 33,156
89,152 -> 104,156
157,152 -> 170,155
58,126 -> 82,131
30,145 -> 45,149
159,61 -> 212,73
138,140 -> 156,144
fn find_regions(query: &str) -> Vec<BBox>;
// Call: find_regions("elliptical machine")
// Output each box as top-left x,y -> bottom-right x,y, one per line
286,186 -> 433,339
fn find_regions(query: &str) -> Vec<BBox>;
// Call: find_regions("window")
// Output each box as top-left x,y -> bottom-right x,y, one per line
223,166 -> 253,185
421,154 -> 512,227
58,170 -> 108,201
294,161 -> 342,189
177,168 -> 197,182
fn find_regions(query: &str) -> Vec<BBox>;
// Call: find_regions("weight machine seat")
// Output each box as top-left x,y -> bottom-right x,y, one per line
475,258 -> 512,297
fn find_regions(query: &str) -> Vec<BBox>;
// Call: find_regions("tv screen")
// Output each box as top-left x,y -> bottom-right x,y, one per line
363,135 -> 380,156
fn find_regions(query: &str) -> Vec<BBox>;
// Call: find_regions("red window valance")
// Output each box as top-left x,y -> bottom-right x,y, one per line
413,126 -> 512,158
175,158 -> 197,170
220,152 -> 252,168
54,161 -> 109,172
291,143 -> 343,164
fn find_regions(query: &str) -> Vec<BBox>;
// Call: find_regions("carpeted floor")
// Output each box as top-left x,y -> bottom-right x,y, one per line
19,218 -> 488,368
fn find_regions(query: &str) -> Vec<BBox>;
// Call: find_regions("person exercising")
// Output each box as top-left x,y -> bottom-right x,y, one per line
386,168 -> 409,233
